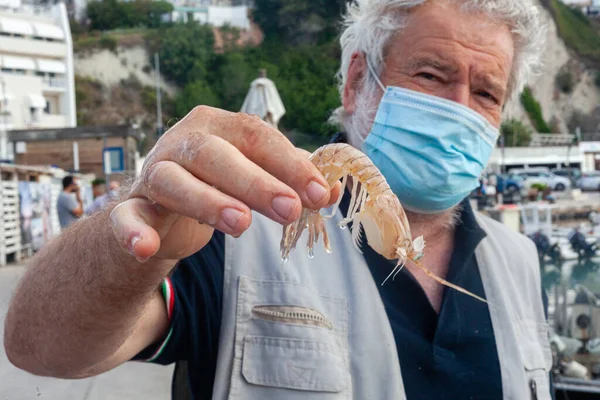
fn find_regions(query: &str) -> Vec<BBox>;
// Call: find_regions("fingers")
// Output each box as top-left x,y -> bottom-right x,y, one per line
177,108 -> 332,210
142,160 -> 253,234
160,136 -> 305,224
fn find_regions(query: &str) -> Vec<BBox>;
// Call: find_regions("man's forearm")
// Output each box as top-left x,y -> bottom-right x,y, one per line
4,207 -> 175,377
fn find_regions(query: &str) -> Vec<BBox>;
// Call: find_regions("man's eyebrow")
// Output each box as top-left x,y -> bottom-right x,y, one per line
406,56 -> 458,73
476,73 -> 507,97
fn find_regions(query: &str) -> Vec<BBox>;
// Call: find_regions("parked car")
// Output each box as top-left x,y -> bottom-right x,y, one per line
510,168 -> 571,191
498,174 -> 526,192
496,174 -> 525,204
578,171 -> 600,191
551,167 -> 582,187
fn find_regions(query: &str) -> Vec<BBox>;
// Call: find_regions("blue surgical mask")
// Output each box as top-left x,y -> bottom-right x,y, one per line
361,63 -> 499,214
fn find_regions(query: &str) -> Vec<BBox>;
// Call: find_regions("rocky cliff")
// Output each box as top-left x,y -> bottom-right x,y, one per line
505,1 -> 600,134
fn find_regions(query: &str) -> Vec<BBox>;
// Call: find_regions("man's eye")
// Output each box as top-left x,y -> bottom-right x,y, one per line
417,72 -> 438,81
476,90 -> 498,104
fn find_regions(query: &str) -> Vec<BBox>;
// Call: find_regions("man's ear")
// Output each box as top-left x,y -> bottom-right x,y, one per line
343,51 -> 368,115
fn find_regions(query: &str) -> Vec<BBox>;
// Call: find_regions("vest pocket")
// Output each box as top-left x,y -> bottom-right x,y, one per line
227,277 -> 351,399
516,319 -> 553,400
241,336 -> 348,392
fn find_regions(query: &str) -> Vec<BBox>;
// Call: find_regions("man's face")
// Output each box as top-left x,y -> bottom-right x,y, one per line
69,181 -> 79,193
93,185 -> 105,198
365,2 -> 514,128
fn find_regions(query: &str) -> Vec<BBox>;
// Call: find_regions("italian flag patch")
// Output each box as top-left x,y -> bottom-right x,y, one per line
145,277 -> 174,362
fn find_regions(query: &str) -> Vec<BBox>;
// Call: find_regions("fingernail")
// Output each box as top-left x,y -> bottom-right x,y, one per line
128,236 -> 141,256
272,196 -> 297,220
129,236 -> 148,263
306,181 -> 328,204
221,208 -> 244,231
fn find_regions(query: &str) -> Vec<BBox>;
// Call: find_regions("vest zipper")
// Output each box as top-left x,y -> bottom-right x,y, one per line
530,379 -> 538,400
252,306 -> 334,330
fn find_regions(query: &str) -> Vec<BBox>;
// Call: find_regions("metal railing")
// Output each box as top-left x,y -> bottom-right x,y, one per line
43,77 -> 66,89
0,4 -> 54,18
529,134 -> 577,147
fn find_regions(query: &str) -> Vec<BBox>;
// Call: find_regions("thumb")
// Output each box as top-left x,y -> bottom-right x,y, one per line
109,198 -> 178,263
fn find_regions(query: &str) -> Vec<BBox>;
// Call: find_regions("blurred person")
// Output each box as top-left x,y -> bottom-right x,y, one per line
5,1 -> 554,399
108,180 -> 121,197
86,180 -> 120,215
91,179 -> 106,199
56,176 -> 83,229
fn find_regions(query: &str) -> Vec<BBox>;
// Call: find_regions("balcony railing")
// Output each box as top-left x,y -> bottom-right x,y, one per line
43,77 -> 66,89
0,113 -> 13,126
0,4 -> 54,18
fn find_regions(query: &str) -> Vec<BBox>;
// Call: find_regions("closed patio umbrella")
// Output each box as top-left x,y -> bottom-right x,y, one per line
240,69 -> 286,129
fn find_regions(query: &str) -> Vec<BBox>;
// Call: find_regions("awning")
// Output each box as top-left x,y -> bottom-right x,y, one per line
36,58 -> 66,74
0,17 -> 33,36
1,55 -> 36,70
32,22 -> 64,40
27,93 -> 46,108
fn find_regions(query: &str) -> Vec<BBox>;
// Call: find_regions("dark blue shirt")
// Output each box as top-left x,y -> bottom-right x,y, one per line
136,191 -> 552,399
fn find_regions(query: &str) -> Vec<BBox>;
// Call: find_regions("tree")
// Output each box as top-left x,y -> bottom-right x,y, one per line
500,119 -> 533,147
86,0 -> 173,31
147,23 -> 215,86
174,81 -> 220,117
210,52 -> 254,112
87,0 -> 125,31
253,0 -> 346,45
146,1 -> 173,28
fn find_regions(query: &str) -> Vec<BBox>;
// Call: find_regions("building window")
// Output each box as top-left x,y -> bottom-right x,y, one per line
44,100 -> 50,114
29,107 -> 39,122
2,68 -> 26,75
35,71 -> 45,77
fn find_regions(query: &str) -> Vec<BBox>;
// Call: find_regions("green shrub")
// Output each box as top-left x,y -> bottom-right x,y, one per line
520,86 -> 551,133
500,119 -> 533,147
98,35 -> 117,52
555,70 -> 574,94
174,80 -> 220,117
531,183 -> 550,192
87,0 -> 173,31
146,23 -> 215,86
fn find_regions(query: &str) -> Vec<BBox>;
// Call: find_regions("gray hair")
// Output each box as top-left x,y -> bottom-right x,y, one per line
332,0 -> 547,147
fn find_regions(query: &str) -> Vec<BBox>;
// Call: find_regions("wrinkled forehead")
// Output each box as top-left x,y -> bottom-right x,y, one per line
383,2 -> 515,86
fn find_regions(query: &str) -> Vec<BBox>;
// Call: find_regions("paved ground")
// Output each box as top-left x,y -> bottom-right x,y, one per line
0,263 -> 173,400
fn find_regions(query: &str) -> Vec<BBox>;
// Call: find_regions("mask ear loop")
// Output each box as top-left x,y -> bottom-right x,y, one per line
366,58 -> 386,93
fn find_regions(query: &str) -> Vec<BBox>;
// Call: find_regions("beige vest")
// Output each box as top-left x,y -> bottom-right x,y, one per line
211,211 -> 553,400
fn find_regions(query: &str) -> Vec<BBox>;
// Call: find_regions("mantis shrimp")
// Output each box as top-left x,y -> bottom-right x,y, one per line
280,143 -> 486,303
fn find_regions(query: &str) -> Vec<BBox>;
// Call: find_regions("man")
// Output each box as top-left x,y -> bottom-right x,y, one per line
85,180 -> 121,215
56,176 -> 83,229
4,1 -> 553,399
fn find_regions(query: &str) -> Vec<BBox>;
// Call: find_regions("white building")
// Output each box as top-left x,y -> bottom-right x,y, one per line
560,0 -> 600,14
0,1 -> 75,140
169,1 -> 251,29
489,146 -> 584,172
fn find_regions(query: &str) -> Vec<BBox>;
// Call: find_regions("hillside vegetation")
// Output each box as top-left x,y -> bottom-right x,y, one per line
74,0 -> 600,149
73,0 -> 344,146
546,0 -> 600,65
